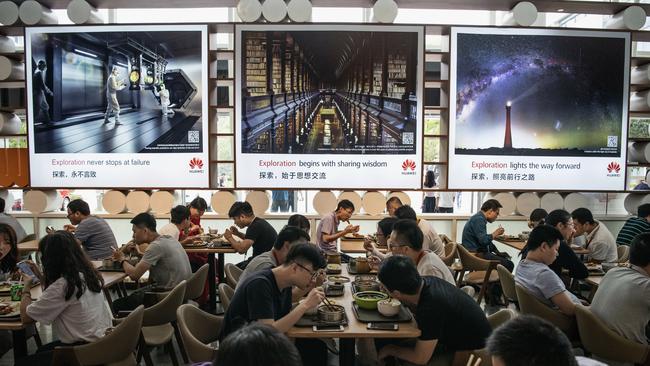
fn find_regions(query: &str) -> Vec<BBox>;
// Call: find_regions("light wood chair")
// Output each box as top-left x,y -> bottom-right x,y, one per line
575,304 -> 649,365
224,263 -> 243,288
52,305 -> 145,366
496,264 -> 518,308
176,304 -> 223,363
219,283 -> 235,311
441,242 -> 458,267
456,245 -> 499,305
515,284 -> 578,341
617,245 -> 630,263
137,280 -> 187,366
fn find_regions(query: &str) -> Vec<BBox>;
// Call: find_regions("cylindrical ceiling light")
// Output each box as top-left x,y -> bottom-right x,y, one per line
19,0 -> 58,25
237,0 -> 263,22
67,0 -> 103,24
502,1 -> 538,27
606,5 -> 646,30
262,0 -> 287,22
0,1 -> 19,26
287,0 -> 311,22
372,0 -> 398,23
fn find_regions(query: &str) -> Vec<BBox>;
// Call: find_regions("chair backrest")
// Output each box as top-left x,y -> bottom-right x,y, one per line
575,304 -> 649,364
496,264 -> 517,302
442,243 -> 458,266
185,263 -> 209,302
73,305 -> 145,366
225,263 -> 243,288
617,245 -> 630,263
439,233 -> 454,246
457,244 -> 494,271
515,284 -> 578,340
177,304 -> 223,363
219,283 -> 235,311
143,280 -> 187,327
487,308 -> 517,330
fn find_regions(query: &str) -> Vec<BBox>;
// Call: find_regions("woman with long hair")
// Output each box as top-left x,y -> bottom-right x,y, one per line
0,224 -> 19,280
17,231 -> 112,365
422,170 -> 436,213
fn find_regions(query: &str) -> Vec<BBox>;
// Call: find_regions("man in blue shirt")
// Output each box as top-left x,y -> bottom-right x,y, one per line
462,199 -> 514,271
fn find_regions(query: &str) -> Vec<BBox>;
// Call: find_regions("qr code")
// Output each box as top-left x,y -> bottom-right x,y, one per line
188,131 -> 200,143
607,136 -> 618,148
402,132 -> 414,145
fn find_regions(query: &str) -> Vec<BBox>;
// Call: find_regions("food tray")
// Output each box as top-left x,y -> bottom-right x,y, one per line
346,263 -> 377,275
0,282 -> 12,295
343,234 -> 365,241
324,286 -> 344,297
295,312 -> 348,327
352,302 -> 412,323
327,275 -> 350,283
351,282 -> 381,294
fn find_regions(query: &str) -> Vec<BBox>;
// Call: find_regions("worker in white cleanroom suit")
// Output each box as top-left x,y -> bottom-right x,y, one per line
33,60 -> 53,125
155,83 -> 175,117
104,66 -> 126,125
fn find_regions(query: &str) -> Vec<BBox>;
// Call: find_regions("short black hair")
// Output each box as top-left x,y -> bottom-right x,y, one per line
189,197 -> 208,211
378,255 -> 421,295
480,199 -> 502,212
215,323 -> 302,366
630,233 -> 650,267
130,212 -> 157,231
67,199 -> 90,216
287,214 -> 310,232
170,205 -> 190,225
377,217 -> 398,237
487,315 -> 578,366
0,197 -> 5,213
638,203 -> 650,218
546,209 -> 571,228
391,219 -> 424,251
336,199 -> 354,212
524,225 -> 563,251
274,226 -> 310,250
228,201 -> 254,218
529,208 -> 548,224
571,208 -> 595,225
386,196 -> 403,207
284,243 -> 326,270
394,205 -> 417,221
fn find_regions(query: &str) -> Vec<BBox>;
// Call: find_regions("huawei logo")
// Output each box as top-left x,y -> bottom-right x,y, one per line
402,159 -> 416,171
607,162 -> 620,174
189,158 -> 204,170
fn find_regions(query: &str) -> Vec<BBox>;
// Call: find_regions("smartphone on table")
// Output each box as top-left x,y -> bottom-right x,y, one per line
17,261 -> 40,285
367,323 -> 398,331
312,325 -> 343,332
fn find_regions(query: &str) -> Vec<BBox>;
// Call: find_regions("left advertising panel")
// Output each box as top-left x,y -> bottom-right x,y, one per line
26,24 -> 209,188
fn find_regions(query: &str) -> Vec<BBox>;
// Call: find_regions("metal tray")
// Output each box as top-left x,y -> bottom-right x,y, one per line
295,312 -> 349,327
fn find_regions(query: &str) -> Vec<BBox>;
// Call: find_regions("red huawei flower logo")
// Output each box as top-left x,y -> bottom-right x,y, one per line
607,162 -> 620,173
402,159 -> 416,171
189,158 -> 203,169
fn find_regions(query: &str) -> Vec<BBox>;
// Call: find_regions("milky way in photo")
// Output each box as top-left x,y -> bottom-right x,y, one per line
454,33 -> 626,154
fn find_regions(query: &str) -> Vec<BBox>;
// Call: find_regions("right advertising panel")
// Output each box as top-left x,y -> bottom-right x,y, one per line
448,27 -> 630,191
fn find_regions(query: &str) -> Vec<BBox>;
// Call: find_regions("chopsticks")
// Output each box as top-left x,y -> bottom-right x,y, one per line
322,296 -> 337,312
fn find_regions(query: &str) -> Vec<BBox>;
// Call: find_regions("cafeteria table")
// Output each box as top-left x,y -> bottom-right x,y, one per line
287,266 -> 420,366
183,246 -> 237,313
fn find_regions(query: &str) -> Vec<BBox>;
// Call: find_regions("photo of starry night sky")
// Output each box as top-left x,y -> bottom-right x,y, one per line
454,32 -> 627,157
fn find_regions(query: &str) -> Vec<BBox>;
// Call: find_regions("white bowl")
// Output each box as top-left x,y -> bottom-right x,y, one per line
377,298 -> 401,317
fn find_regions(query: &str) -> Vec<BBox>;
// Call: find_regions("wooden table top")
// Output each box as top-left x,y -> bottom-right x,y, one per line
182,246 -> 238,254
17,240 -> 39,254
494,239 -> 526,251
585,275 -> 603,287
286,266 -> 421,339
340,240 -> 387,254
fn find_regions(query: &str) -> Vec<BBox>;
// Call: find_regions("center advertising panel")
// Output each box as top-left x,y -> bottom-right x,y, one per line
448,27 -> 630,191
235,24 -> 423,189
26,24 -> 209,188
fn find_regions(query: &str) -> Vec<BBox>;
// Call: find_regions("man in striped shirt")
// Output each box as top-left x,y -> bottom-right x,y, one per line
65,199 -> 117,260
617,203 -> 650,247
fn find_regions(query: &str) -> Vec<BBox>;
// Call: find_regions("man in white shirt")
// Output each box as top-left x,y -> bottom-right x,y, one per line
571,208 -> 617,263
435,191 -> 455,213
159,205 -> 191,241
394,205 -> 445,257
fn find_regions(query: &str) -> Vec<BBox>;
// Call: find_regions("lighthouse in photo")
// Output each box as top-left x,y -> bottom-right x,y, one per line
504,101 -> 512,149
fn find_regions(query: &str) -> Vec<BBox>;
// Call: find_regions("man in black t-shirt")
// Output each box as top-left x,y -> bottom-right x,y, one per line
224,201 -> 278,269
220,243 -> 327,365
377,256 -> 492,365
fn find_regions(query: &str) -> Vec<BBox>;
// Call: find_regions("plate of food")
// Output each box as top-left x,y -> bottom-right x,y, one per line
0,282 -> 12,294
326,263 -> 342,274
183,241 -> 207,248
0,301 -> 20,318
586,263 -> 603,272
327,275 -> 350,283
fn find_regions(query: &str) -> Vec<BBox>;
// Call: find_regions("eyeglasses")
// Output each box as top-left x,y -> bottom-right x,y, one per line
296,262 -> 321,280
